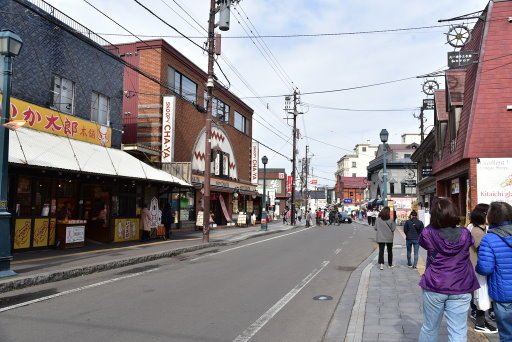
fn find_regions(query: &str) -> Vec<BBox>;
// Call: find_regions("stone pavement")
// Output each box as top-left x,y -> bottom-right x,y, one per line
325,221 -> 493,342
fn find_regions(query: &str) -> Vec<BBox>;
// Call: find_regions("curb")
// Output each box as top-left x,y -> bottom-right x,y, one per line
0,225 -> 299,294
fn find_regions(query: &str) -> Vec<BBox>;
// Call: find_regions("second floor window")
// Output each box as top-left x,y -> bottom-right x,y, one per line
212,96 -> 229,122
352,161 -> 357,168
52,75 -> 74,114
169,67 -> 197,103
234,111 -> 246,133
91,92 -> 110,126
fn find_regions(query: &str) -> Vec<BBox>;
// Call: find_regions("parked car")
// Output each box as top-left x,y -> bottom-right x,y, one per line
337,212 -> 352,224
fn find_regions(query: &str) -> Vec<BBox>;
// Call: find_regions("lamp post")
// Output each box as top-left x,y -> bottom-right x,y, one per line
0,30 -> 23,278
380,129 -> 389,208
260,155 -> 268,231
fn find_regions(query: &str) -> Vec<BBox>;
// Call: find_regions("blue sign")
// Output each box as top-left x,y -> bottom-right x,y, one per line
343,199 -> 353,204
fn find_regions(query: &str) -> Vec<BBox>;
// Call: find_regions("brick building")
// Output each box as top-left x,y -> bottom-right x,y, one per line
430,0 -> 512,219
335,177 -> 367,206
117,39 -> 256,227
257,168 -> 288,218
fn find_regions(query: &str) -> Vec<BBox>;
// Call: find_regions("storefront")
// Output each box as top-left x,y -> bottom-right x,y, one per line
9,126 -> 191,251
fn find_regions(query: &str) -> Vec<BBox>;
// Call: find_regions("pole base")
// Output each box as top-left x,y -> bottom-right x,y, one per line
0,269 -> 17,278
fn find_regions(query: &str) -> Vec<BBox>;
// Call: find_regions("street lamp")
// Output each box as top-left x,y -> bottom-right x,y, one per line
380,129 -> 389,208
260,155 -> 268,231
0,30 -> 23,278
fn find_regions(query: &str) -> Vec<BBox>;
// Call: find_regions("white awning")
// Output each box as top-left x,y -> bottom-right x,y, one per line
9,127 -> 191,187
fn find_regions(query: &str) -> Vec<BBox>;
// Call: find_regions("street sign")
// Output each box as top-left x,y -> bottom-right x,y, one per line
422,166 -> 433,177
343,198 -> 353,204
447,51 -> 478,68
422,99 -> 435,110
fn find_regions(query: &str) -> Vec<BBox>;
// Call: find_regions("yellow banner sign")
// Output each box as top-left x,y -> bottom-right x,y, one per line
6,97 -> 112,147
33,218 -> 50,247
113,218 -> 140,242
14,219 -> 31,249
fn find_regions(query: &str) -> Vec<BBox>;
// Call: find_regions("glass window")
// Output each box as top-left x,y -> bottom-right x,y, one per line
173,69 -> 197,103
34,179 -> 53,217
91,92 -> 110,126
212,97 -> 229,122
234,111 -> 246,133
352,161 -> 357,167
362,147 -> 367,152
15,176 -> 32,217
390,183 -> 395,194
52,75 -> 75,114
352,173 -> 356,177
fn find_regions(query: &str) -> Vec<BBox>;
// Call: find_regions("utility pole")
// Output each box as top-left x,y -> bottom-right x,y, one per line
305,145 -> 309,209
290,89 -> 299,225
419,107 -> 425,143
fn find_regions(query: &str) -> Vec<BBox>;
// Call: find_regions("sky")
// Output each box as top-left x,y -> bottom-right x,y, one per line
43,0 -> 488,186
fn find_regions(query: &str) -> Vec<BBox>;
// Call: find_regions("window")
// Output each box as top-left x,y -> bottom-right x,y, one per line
390,183 -> 395,194
91,92 -> 110,126
352,173 -> 356,177
212,97 -> 229,122
234,111 -> 246,133
362,147 -> 367,152
352,161 -> 357,168
401,183 -> 406,194
169,67 -> 197,103
404,154 -> 411,158
51,75 -> 74,114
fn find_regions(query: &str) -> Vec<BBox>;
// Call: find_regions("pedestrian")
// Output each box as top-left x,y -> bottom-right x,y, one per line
418,197 -> 479,342
305,208 -> 312,227
140,203 -> 151,241
374,206 -> 396,270
476,201 -> 512,341
467,203 -> 497,334
297,207 -> 303,223
403,210 -> 424,269
283,206 -> 288,225
367,207 -> 372,225
161,203 -> 173,239
316,209 -> 322,226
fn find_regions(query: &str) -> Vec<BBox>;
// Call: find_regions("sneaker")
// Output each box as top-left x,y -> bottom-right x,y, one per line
408,265 -> 413,268
388,265 -> 394,269
379,264 -> 384,270
475,322 -> 498,334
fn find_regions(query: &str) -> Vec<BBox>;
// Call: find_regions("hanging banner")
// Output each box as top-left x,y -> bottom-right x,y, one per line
161,96 -> 176,163
218,194 -> 232,222
251,141 -> 259,184
287,176 -> 293,193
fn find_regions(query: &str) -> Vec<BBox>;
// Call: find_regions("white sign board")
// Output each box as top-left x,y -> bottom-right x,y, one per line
268,189 -> 276,206
65,226 -> 85,243
477,158 -> 512,205
251,141 -> 259,184
161,96 -> 176,163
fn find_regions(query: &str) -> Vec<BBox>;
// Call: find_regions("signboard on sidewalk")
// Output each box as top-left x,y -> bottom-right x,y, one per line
477,158 -> 512,205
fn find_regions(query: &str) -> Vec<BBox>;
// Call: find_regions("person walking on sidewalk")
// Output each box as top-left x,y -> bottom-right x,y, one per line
305,208 -> 312,227
283,207 -> 289,225
476,201 -> 512,342
374,206 -> 396,270
403,210 -> 424,269
418,198 -> 479,342
140,203 -> 151,242
467,203 -> 497,334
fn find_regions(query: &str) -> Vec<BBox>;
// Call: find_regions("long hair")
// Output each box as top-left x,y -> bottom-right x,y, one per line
487,201 -> 512,226
470,203 -> 489,226
378,207 -> 390,221
430,198 -> 460,228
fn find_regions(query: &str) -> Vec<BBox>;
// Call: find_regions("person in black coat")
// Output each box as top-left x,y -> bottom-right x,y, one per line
403,210 -> 424,268
162,204 -> 173,239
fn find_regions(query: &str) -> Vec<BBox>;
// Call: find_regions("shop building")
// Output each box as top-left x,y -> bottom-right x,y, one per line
117,39 -> 257,227
430,1 -> 512,217
257,168 -> 288,218
335,177 -> 367,206
410,130 -> 436,210
2,0 -> 189,251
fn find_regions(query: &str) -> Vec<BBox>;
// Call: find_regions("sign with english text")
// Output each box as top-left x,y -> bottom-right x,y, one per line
161,96 -> 176,163
251,141 -> 259,184
477,158 -> 512,205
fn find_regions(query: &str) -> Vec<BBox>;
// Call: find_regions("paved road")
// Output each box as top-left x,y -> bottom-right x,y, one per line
0,222 -> 376,342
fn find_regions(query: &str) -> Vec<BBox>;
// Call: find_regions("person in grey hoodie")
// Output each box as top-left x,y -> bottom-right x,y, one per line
374,206 -> 396,270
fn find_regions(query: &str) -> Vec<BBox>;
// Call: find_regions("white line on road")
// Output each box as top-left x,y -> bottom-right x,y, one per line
190,227 -> 314,262
335,248 -> 342,255
233,260 -> 330,342
0,268 -> 159,313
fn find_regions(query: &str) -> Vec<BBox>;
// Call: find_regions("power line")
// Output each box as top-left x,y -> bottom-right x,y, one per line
304,103 -> 419,112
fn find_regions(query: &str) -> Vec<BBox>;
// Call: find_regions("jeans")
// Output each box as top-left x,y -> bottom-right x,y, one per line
378,242 -> 393,266
494,302 -> 512,341
419,290 -> 471,342
406,239 -> 419,267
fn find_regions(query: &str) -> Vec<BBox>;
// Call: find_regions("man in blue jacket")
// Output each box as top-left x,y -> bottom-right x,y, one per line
403,210 -> 424,269
476,201 -> 512,342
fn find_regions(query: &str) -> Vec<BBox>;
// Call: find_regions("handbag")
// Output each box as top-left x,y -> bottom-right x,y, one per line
474,273 -> 491,311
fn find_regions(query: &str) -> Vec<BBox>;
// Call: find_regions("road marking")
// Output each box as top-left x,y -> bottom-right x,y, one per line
0,268 -> 159,313
190,226 -> 313,262
233,260 -> 330,342
335,248 -> 342,255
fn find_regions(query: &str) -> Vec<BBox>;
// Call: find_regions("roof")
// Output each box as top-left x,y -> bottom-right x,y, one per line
338,177 -> 367,189
434,90 -> 448,121
9,127 -> 191,186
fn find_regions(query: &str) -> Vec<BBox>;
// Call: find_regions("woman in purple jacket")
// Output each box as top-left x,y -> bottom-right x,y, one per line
418,198 -> 479,342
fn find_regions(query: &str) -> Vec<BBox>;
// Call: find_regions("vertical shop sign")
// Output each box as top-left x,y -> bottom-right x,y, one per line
14,219 -> 32,249
33,218 -> 50,247
161,96 -> 176,163
251,141 -> 259,184
287,176 -> 293,193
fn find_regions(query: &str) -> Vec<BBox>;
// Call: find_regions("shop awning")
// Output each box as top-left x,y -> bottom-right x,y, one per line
9,127 -> 191,186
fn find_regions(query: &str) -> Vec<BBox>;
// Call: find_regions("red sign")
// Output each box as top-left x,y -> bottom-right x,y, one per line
287,176 -> 293,193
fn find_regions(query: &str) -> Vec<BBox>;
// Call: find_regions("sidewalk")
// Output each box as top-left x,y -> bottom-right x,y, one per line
325,221 -> 492,342
0,221 -> 299,293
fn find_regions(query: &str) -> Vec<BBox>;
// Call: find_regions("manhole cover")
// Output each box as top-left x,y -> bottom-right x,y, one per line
313,295 -> 333,301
